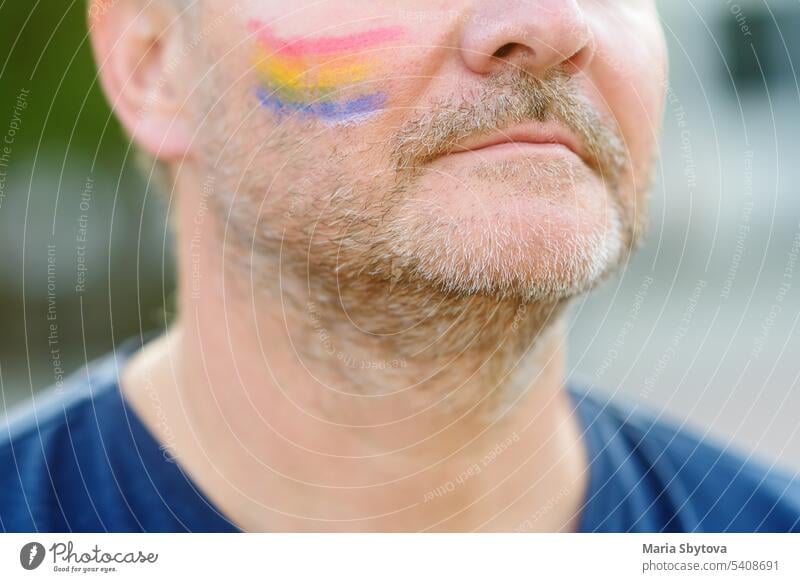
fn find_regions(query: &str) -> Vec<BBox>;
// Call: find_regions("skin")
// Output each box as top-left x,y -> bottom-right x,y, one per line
89,0 -> 667,531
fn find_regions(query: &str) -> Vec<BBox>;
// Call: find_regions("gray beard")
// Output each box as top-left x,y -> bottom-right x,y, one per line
210,172 -> 590,422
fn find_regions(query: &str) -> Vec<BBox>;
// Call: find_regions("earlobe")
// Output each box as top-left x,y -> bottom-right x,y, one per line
87,0 -> 193,161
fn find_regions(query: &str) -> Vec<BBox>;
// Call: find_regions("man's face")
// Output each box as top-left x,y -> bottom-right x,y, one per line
191,0 -> 666,305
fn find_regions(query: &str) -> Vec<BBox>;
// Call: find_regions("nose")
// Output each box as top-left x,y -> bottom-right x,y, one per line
458,0 -> 595,77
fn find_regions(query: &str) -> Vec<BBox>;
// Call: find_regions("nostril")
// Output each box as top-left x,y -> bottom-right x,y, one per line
493,43 -> 517,59
491,42 -> 538,68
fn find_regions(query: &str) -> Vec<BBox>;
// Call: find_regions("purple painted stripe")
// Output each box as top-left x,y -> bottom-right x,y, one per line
256,86 -> 387,122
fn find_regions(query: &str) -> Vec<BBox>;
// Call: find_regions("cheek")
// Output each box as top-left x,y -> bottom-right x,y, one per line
236,5 -> 420,126
590,13 -> 667,182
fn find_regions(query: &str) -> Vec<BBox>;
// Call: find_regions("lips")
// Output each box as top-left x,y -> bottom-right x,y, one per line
445,121 -> 589,165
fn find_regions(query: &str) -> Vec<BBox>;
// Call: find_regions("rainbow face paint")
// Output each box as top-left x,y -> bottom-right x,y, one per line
249,20 -> 404,124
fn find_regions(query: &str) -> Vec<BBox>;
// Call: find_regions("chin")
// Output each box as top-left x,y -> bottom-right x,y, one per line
382,161 -> 627,301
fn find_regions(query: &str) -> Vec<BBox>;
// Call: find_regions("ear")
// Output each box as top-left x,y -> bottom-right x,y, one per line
88,0 -> 193,160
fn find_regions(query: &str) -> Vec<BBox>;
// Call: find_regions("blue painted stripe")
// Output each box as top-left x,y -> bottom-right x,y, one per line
256,86 -> 387,122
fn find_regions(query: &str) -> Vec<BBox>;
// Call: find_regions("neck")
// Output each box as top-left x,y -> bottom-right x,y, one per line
121,173 -> 590,532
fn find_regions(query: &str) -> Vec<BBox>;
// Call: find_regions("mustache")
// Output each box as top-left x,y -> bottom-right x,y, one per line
390,68 -> 627,185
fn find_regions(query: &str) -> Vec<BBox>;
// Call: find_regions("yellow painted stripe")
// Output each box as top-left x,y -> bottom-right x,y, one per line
254,49 -> 373,91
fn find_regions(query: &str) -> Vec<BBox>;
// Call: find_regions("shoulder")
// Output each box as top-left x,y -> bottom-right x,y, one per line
1,336 -> 239,533
0,350 -> 125,532
570,384 -> 800,532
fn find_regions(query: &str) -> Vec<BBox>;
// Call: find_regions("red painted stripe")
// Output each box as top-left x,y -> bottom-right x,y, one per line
249,20 -> 404,58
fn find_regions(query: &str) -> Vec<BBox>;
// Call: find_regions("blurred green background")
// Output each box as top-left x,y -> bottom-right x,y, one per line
0,1 -> 799,470
0,0 -> 173,404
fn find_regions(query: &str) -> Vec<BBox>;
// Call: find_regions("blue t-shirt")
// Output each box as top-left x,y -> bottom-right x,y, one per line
1,337 -> 799,533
